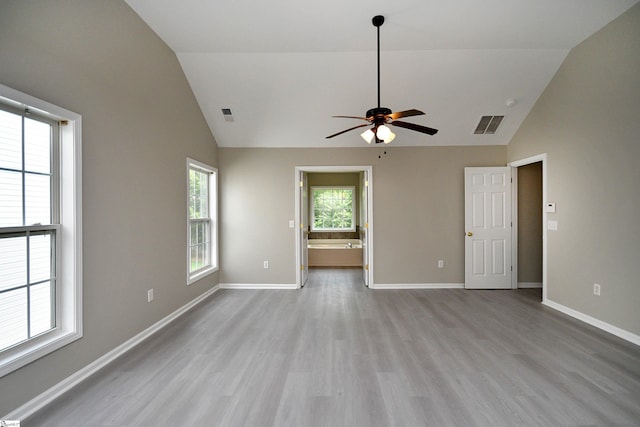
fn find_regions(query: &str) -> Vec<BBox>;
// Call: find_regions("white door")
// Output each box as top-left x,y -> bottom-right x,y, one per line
300,171 -> 309,286
464,167 -> 512,289
361,171 -> 370,287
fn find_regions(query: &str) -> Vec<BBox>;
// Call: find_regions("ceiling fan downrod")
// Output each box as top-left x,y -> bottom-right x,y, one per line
373,15 -> 384,110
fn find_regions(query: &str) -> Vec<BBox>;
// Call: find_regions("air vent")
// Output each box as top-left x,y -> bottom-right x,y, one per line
221,108 -> 234,122
474,115 -> 503,135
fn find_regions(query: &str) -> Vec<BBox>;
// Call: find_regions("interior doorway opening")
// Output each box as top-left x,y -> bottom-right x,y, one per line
510,154 -> 548,302
294,166 -> 373,289
516,161 -> 543,300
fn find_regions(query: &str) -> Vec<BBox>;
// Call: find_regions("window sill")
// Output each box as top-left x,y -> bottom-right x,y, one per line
188,265 -> 218,286
0,328 -> 82,378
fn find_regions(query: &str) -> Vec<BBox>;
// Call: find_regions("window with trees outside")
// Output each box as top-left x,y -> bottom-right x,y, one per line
311,186 -> 356,231
0,84 -> 82,377
187,158 -> 217,284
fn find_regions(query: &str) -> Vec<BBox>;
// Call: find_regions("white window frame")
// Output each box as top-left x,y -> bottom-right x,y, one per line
187,158 -> 218,285
311,186 -> 356,232
0,84 -> 82,378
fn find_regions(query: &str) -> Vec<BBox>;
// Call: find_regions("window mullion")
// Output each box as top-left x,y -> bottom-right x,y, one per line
26,230 -> 32,339
21,114 -> 26,227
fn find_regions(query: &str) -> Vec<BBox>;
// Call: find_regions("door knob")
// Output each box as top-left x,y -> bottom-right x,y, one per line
467,232 -> 473,237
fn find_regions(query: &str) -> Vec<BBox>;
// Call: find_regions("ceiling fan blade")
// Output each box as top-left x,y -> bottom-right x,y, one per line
332,115 -> 370,121
391,120 -> 439,135
386,109 -> 425,120
326,123 -> 370,139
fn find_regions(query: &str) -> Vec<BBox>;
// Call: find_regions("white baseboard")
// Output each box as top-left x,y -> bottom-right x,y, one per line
373,283 -> 464,290
543,299 -> 640,347
518,282 -> 543,288
219,283 -> 297,289
5,285 -> 220,421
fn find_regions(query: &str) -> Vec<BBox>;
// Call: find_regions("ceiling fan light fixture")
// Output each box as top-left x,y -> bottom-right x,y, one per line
383,131 -> 396,144
361,128 -> 375,144
376,124 -> 392,141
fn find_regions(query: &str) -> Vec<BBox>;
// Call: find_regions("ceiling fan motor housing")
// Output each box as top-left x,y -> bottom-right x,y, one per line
366,107 -> 392,124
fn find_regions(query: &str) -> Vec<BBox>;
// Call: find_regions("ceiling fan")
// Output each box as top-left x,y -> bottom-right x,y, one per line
326,15 -> 438,144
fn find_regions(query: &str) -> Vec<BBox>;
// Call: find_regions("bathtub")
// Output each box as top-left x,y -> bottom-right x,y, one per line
307,239 -> 363,267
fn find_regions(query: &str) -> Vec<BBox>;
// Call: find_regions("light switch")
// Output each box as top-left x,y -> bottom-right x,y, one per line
289,220 -> 295,228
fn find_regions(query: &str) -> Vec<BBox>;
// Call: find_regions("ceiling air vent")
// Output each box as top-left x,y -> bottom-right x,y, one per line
474,115 -> 503,135
221,108 -> 234,122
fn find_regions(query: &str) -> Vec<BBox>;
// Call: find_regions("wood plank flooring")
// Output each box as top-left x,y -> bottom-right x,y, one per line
25,268 -> 640,426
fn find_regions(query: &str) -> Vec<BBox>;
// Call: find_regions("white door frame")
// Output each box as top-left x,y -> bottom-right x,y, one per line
509,153 -> 548,302
294,165 -> 374,288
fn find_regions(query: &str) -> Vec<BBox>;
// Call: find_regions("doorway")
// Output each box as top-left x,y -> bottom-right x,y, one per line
516,161 -> 543,300
294,166 -> 373,289
510,154 -> 548,302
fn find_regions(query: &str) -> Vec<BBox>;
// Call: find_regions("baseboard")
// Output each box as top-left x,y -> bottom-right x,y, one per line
5,285 -> 220,421
219,283 -> 298,290
373,283 -> 464,290
542,299 -> 640,347
518,282 -> 543,288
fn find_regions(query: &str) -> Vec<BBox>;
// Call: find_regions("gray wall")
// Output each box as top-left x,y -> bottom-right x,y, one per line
0,0 -> 218,415
507,3 -> 640,335
219,146 -> 506,285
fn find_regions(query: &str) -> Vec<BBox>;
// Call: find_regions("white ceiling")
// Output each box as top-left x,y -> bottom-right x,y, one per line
126,0 -> 638,148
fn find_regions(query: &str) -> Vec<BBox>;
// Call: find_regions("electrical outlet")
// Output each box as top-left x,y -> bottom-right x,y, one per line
264,261 -> 269,269
593,283 -> 601,296
438,260 -> 444,268
147,289 -> 154,302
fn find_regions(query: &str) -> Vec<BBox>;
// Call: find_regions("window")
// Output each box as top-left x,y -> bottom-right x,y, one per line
311,186 -> 356,231
187,158 -> 217,284
0,84 -> 82,377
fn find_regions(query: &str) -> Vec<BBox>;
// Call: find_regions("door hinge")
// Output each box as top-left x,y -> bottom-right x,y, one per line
300,264 -> 304,271
365,222 -> 368,229
510,266 -> 513,271
365,264 -> 369,271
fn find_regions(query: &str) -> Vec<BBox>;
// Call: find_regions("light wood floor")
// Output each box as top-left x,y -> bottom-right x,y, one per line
26,268 -> 640,426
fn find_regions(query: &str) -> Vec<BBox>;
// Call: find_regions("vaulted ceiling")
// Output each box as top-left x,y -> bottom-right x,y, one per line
126,0 -> 638,148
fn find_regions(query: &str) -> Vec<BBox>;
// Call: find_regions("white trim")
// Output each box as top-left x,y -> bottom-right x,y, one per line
0,84 -> 83,378
373,283 -> 464,290
510,166 -> 518,289
186,158 -> 218,285
3,285 -> 220,421
219,283 -> 297,290
508,153 -> 548,302
518,282 -> 543,288
543,299 -> 640,347
294,166 -> 374,289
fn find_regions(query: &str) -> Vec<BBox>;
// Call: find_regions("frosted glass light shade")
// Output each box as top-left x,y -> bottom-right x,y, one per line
376,125 -> 391,140
383,131 -> 396,144
361,128 -> 375,144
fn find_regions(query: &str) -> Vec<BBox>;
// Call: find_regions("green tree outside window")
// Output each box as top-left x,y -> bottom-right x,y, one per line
312,187 -> 355,231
